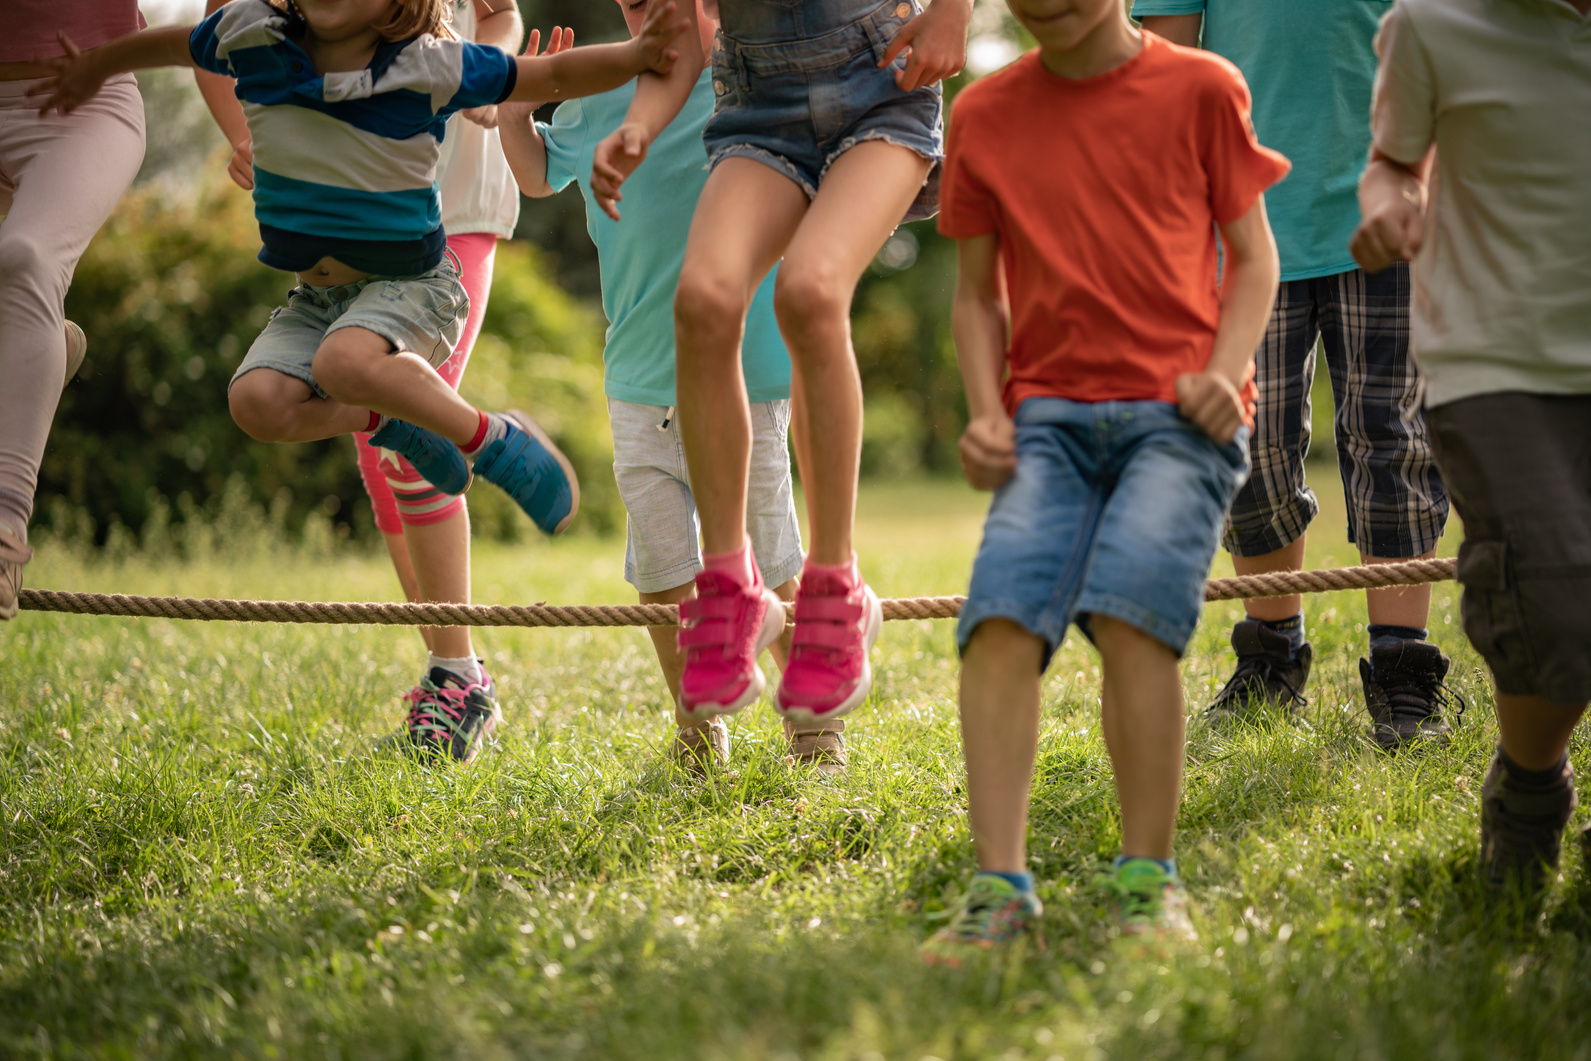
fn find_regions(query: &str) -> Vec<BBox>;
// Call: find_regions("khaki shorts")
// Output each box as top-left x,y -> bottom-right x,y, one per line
230,258 -> 467,399
1429,392 -> 1591,706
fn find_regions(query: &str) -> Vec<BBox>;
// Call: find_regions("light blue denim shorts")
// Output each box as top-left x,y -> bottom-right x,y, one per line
608,397 -> 805,593
705,0 -> 943,222
229,259 -> 467,398
958,398 -> 1252,667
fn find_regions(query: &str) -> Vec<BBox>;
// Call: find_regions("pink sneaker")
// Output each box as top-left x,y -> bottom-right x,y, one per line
677,568 -> 785,720
775,568 -> 883,725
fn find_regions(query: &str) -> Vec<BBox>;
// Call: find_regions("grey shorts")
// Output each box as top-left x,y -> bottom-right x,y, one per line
229,259 -> 467,398
608,397 -> 804,594
1428,392 -> 1591,706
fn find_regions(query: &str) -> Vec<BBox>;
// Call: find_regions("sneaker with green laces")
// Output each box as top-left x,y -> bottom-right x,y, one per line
920,874 -> 1042,967
1104,858 -> 1197,941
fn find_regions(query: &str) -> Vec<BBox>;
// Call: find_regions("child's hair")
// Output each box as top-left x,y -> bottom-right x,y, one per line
271,0 -> 458,42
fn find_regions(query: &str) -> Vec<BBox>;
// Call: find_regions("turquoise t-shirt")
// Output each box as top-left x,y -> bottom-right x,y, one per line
539,71 -> 790,405
1130,0 -> 1390,281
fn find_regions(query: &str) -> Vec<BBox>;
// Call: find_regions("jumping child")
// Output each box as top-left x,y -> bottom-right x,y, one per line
584,0 -> 972,729
35,1 -> 687,745
498,2 -> 842,770
1353,0 -> 1591,892
923,0 -> 1288,957
193,0 -> 530,762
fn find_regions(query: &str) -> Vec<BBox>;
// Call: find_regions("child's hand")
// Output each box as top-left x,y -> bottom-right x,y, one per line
1175,371 -> 1246,445
591,122 -> 653,221
959,414 -> 1017,491
461,105 -> 499,128
28,34 -> 108,116
498,27 -> 574,123
226,138 -> 254,191
634,0 -> 687,77
1350,186 -> 1424,273
879,0 -> 971,92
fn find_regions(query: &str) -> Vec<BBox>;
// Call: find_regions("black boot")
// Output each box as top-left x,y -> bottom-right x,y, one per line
1205,620 -> 1311,722
1479,749 -> 1577,893
1360,640 -> 1463,750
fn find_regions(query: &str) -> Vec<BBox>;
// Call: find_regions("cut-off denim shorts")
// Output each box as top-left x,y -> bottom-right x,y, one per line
705,0 -> 943,222
958,398 -> 1252,668
229,258 -> 467,399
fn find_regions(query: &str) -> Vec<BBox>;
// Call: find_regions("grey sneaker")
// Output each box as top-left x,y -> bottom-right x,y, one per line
1361,640 -> 1464,750
1480,750 -> 1576,893
670,716 -> 729,772
64,320 -> 87,384
1205,620 -> 1310,721
784,718 -> 846,774
0,521 -> 32,621
378,666 -> 501,764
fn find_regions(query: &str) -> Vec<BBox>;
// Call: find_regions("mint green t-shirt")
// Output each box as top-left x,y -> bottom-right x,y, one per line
539,71 -> 790,406
1130,0 -> 1391,281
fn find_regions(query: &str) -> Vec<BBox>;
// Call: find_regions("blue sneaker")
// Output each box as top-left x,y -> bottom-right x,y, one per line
367,418 -> 472,496
471,410 -> 579,535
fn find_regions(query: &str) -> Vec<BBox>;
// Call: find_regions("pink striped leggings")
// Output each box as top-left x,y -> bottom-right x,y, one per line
355,231 -> 497,532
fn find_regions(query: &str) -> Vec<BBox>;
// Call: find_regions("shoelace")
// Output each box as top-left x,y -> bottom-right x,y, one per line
402,679 -> 481,741
1381,673 -> 1467,728
1209,653 -> 1308,712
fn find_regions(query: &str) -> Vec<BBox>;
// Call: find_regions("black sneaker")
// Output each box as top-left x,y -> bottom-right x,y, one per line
1360,640 -> 1464,750
378,666 -> 501,764
1479,751 -> 1577,893
1205,620 -> 1311,721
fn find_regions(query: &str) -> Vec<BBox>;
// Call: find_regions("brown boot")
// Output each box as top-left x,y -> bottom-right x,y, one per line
783,718 -> 846,774
670,717 -> 729,773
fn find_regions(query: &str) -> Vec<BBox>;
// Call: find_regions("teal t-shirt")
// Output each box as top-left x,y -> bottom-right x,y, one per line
1130,0 -> 1390,281
539,71 -> 790,405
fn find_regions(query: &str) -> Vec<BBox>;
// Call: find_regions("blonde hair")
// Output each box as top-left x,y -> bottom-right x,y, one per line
271,0 -> 458,42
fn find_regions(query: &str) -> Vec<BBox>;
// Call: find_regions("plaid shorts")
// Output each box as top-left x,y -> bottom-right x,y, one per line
1224,264 -> 1449,559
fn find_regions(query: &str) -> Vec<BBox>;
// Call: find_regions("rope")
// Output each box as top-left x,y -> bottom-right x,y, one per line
15,558 -> 1455,628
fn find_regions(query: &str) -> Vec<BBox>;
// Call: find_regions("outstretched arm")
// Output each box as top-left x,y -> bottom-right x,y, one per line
32,26 -> 195,115
1175,196 -> 1279,444
589,0 -> 708,221
504,0 -> 685,104
952,234 -> 1017,492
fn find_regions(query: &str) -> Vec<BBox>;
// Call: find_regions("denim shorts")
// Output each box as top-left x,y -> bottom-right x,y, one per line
958,398 -> 1252,667
229,259 -> 467,398
705,0 -> 943,222
608,397 -> 805,594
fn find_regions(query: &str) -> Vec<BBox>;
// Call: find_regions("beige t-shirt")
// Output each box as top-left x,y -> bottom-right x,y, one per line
1372,0 -> 1591,407
436,0 -> 521,239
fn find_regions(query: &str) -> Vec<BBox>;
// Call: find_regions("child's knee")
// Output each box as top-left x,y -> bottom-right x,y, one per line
964,617 -> 1045,665
1091,614 -> 1176,662
228,372 -> 297,442
773,263 -> 847,337
674,268 -> 749,346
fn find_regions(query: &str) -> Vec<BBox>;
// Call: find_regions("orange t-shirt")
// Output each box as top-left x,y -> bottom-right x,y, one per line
938,34 -> 1290,416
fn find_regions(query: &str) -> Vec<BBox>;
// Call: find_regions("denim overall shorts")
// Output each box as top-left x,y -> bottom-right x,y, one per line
704,0 -> 944,222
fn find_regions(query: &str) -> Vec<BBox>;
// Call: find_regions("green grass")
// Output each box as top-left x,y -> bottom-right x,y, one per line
3,477 -> 1589,1060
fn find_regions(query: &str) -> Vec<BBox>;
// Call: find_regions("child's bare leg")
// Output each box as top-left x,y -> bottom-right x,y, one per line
1497,693 -> 1588,771
402,508 -> 474,660
649,576 -> 799,725
960,618 -> 1046,873
312,327 -> 482,445
229,369 -> 371,443
675,160 -> 809,554
1093,614 -> 1185,861
775,142 -> 931,563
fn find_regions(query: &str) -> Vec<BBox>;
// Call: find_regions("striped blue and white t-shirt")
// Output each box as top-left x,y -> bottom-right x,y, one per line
190,0 -> 517,274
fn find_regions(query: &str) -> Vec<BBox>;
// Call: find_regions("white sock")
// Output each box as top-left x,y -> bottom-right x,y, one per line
428,654 -> 484,687
461,412 -> 509,459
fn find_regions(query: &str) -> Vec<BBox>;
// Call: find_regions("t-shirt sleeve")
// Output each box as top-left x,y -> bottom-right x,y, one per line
936,98 -> 999,240
446,41 -> 519,111
536,100 -> 586,193
1129,0 -> 1206,17
1200,66 -> 1292,225
1370,4 -> 1436,166
188,5 -> 235,74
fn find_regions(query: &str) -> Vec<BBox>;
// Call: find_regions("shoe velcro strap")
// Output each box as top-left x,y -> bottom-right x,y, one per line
793,596 -> 860,623
680,595 -> 743,622
791,621 -> 856,650
677,622 -> 731,648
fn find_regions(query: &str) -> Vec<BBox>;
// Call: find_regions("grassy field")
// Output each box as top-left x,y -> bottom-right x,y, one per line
3,476 -> 1589,1060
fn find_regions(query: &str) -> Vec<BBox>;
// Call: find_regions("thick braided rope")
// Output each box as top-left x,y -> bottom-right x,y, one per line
15,558 -> 1455,627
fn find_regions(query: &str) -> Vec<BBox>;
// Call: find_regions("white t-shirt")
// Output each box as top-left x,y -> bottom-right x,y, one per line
1372,0 -> 1591,407
436,0 -> 521,239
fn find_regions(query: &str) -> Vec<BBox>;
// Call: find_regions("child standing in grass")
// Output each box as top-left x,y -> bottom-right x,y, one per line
1352,0 -> 1591,893
36,0 -> 685,758
584,0 -> 972,732
496,1 -> 842,772
923,0 -> 1287,957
